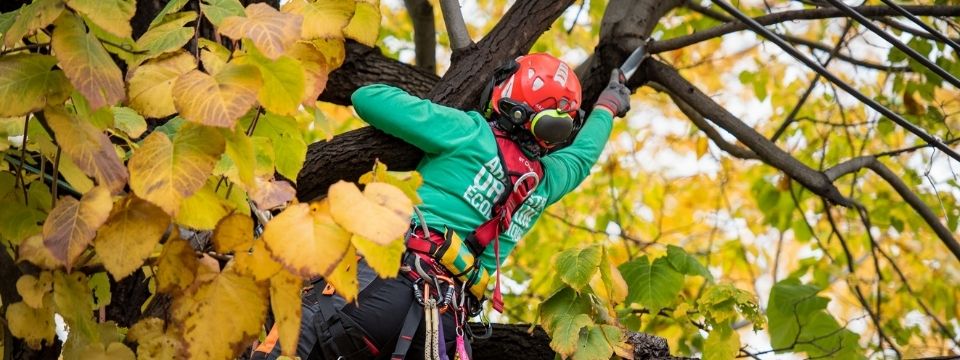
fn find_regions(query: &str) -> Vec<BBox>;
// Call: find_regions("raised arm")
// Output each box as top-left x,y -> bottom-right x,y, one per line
351,84 -> 483,154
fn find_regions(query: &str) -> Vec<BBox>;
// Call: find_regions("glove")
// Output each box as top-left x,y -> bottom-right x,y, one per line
595,69 -> 631,118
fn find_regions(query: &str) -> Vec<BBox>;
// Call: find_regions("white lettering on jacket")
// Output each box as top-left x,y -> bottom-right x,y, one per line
462,157 -> 506,217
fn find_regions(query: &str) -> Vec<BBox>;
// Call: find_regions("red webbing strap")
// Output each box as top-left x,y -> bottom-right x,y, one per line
491,235 -> 504,312
477,129 -> 543,312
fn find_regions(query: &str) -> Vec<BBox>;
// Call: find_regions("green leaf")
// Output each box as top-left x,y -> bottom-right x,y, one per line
222,127 -> 257,188
240,47 -> 307,116
200,0 -> 245,26
539,287 -> 592,332
52,12 -> 126,110
53,272 -> 97,341
65,0 -> 135,38
3,0 -> 65,48
0,11 -> 18,35
0,54 -> 72,117
89,272 -> 111,308
150,0 -> 190,27
572,325 -> 620,360
549,313 -> 592,356
556,245 -> 602,292
666,245 -> 712,280
111,107 -> 147,138
619,255 -> 683,313
129,11 -> 197,66
703,323 -> 739,360
767,279 -> 864,359
698,284 -> 764,330
253,113 -> 306,181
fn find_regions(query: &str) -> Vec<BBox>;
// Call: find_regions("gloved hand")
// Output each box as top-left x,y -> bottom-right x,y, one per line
595,69 -> 631,117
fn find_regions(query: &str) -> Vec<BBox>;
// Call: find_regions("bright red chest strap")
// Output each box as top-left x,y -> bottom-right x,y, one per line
471,128 -> 543,312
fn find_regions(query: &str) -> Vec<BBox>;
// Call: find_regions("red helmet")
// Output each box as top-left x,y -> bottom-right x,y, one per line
491,53 -> 582,115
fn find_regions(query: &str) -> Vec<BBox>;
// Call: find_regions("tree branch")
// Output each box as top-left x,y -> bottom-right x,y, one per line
648,81 -> 760,160
404,0 -> 437,73
438,0 -> 473,50
649,5 -> 960,54
643,59 -> 851,206
824,156 -> 960,262
684,1 -> 911,73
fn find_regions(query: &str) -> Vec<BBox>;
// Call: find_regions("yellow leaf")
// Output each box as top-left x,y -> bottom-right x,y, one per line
156,236 -> 199,292
199,38 -> 231,76
16,272 -> 53,309
93,196 -> 170,280
0,54 -> 72,117
3,0 -> 64,48
65,0 -> 135,38
281,0 -> 355,40
51,12 -> 125,110
129,124 -> 225,215
213,213 -> 253,253
239,48 -> 306,116
287,41 -> 330,107
173,65 -> 262,128
234,239 -> 282,281
175,181 -> 232,230
5,301 -> 55,349
695,136 -> 708,159
172,266 -> 268,360
325,245 -> 358,302
249,177 -> 296,211
309,38 -> 346,68
599,249 -> 628,304
127,317 -> 182,360
270,269 -> 303,357
263,202 -> 351,277
127,51 -> 197,118
18,234 -> 60,270
329,181 -> 412,245
42,186 -> 112,270
351,235 -> 402,278
343,0 -> 380,47
358,161 -> 422,204
222,126 -> 257,188
220,3 -> 303,60
45,106 -> 128,193
77,342 -> 136,360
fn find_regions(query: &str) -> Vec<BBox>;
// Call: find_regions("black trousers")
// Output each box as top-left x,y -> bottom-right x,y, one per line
254,260 -> 471,360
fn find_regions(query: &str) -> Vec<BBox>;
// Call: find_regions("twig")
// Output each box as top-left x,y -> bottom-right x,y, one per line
16,116 -> 30,205
0,43 -> 48,55
438,0 -> 473,50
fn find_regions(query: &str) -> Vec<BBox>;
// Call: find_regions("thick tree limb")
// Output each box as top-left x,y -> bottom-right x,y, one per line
317,41 -> 440,106
439,0 -> 473,50
643,59 -> 851,206
825,156 -> 960,262
648,5 -> 960,54
404,0 -> 437,72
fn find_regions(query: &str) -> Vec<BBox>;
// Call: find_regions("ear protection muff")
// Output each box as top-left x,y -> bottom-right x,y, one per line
529,109 -> 575,145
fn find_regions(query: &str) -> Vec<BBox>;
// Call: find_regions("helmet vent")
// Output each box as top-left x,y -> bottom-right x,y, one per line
532,77 -> 544,91
527,68 -> 535,79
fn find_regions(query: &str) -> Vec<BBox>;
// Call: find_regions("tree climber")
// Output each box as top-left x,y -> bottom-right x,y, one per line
253,53 -> 631,360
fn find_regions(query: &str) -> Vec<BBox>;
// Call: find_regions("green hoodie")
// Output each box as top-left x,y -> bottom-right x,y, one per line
351,84 -> 613,274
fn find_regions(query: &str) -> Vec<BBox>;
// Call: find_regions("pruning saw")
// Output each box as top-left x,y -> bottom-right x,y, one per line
617,40 -> 650,83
